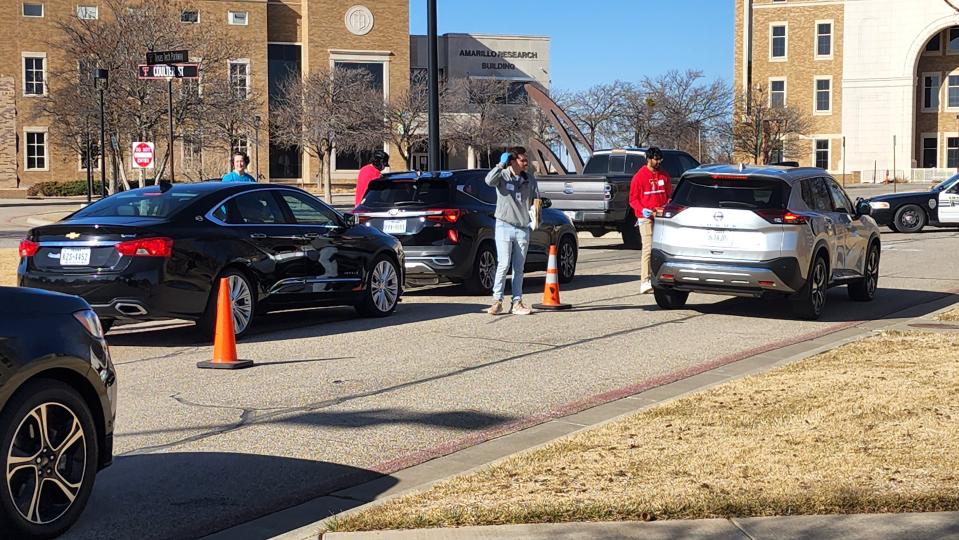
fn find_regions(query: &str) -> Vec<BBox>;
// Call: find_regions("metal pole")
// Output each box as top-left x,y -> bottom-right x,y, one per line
893,134 -> 897,193
99,87 -> 106,197
85,137 -> 93,203
841,136 -> 846,187
698,125 -> 702,162
168,77 -> 175,182
426,0 -> 440,172
254,116 -> 261,181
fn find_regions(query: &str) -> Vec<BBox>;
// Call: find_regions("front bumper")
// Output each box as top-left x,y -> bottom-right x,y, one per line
651,250 -> 805,296
868,207 -> 894,226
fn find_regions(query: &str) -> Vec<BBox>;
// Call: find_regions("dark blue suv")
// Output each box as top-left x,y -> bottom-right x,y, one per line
353,170 -> 578,294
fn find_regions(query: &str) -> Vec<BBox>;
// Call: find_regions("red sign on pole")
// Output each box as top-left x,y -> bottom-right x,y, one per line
132,142 -> 155,169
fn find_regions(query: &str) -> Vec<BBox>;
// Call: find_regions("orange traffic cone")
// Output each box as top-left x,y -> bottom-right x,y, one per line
533,244 -> 572,310
197,277 -> 254,369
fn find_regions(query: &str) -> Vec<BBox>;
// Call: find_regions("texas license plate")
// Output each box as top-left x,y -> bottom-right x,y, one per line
60,247 -> 91,266
705,230 -> 730,246
383,219 -> 406,234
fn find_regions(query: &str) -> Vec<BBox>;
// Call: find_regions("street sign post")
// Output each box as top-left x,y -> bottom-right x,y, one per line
132,142 -> 155,169
146,50 -> 189,65
137,64 -> 199,80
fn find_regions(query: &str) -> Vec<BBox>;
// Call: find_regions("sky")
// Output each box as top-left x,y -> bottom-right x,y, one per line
408,0 -> 734,93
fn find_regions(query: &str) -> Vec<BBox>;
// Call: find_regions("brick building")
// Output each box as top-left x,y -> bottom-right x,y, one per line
736,0 -> 959,180
1,0 -> 410,190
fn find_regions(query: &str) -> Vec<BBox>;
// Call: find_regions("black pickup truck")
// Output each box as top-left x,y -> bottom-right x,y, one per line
537,148 -> 699,248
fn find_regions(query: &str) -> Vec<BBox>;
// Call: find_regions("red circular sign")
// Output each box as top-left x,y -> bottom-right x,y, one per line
133,143 -> 154,168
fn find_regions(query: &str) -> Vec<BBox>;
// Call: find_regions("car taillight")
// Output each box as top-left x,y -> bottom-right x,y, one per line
754,209 -> 808,224
447,229 -> 459,244
656,203 -> 687,218
115,237 -> 173,257
426,209 -> 461,223
18,239 -> 39,258
353,212 -> 371,224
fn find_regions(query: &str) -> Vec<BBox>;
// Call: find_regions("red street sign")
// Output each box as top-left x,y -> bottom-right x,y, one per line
132,142 -> 155,169
137,63 -> 200,80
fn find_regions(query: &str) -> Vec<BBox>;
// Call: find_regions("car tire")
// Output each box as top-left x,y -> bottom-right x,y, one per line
198,268 -> 256,340
355,256 -> 400,317
620,216 -> 641,249
792,255 -> 828,320
848,242 -> 880,302
0,379 -> 99,540
653,287 -> 689,309
465,242 -> 497,295
893,204 -> 926,233
557,235 -> 577,283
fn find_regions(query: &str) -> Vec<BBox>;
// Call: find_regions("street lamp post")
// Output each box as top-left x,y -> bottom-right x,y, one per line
95,69 -> 108,197
254,115 -> 261,181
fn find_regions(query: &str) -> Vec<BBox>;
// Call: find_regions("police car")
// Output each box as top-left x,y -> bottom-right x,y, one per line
867,174 -> 959,233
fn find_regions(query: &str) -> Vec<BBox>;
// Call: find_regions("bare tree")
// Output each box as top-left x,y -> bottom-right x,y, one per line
642,70 -> 733,160
385,71 -> 430,169
733,84 -> 812,164
270,65 -> 386,199
611,82 -> 660,148
37,0 -> 259,188
563,82 -> 624,149
444,78 -> 533,168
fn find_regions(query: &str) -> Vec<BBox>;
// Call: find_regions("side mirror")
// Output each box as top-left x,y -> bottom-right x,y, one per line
854,198 -> 872,217
342,213 -> 356,227
541,197 -> 552,209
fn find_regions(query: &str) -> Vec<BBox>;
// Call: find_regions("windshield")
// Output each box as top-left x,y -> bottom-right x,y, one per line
72,189 -> 199,218
671,176 -> 790,210
362,179 -> 451,207
932,174 -> 959,192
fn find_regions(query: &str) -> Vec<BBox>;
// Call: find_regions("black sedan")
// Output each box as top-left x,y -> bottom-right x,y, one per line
353,170 -> 578,293
0,286 -> 116,538
18,182 -> 404,338
867,174 -> 959,233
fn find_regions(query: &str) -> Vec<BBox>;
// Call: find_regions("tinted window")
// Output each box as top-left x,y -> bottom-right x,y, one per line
806,177 -> 834,212
671,175 -> 790,210
227,192 -> 287,224
73,189 -> 199,219
583,153 -> 647,175
826,178 -> 853,213
660,154 -> 684,179
362,179 -> 452,207
457,174 -> 496,204
278,191 -> 339,225
583,154 -> 609,174
609,155 -> 626,173
679,154 -> 700,171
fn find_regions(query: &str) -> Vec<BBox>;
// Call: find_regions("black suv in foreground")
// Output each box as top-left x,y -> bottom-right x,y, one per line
354,170 -> 578,294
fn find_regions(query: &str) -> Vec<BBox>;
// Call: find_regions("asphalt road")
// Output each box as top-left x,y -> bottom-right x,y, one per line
55,221 -> 959,539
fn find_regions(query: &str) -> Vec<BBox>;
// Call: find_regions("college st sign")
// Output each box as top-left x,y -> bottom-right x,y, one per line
137,64 -> 200,80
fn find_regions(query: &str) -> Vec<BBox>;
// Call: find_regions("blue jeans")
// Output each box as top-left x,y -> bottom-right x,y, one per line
493,220 -> 530,302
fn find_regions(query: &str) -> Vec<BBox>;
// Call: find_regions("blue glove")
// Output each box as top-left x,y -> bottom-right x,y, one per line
499,152 -> 511,167
642,208 -> 653,218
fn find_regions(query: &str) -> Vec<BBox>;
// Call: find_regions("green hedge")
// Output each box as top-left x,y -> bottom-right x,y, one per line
27,180 -> 93,197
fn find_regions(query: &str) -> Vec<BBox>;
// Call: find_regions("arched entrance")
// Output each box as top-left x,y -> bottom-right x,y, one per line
914,26 -> 959,179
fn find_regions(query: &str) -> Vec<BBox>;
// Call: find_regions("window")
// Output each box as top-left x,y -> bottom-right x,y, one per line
922,137 -> 938,168
180,10 -> 198,23
670,176 -> 790,210
507,81 -> 528,104
182,136 -> 202,171
770,79 -> 786,108
950,27 -> 959,53
229,61 -> 249,98
770,24 -> 787,59
25,130 -> 47,171
949,137 -> 959,168
23,55 -> 45,95
230,135 -> 248,157
268,44 -> 302,179
814,78 -> 831,113
804,177 -> 833,212
228,193 -> 287,225
75,190 -> 200,219
361,179 -> 452,208
923,74 -> 941,111
926,33 -> 942,54
278,191 -> 339,226
814,139 -> 829,170
77,5 -> 98,19
816,22 -> 832,57
948,75 -> 959,108
228,10 -> 247,25
457,175 -> 497,205
826,178 -> 853,214
78,140 -> 101,171
22,3 -> 43,17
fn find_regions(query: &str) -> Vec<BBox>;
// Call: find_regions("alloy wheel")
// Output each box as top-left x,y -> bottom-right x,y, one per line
811,260 -> 826,314
478,250 -> 496,290
370,260 -> 399,313
559,240 -> 575,278
865,247 -> 879,296
229,274 -> 253,335
6,402 -> 86,525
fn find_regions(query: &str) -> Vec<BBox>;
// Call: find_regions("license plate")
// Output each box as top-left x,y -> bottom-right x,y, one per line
705,230 -> 730,247
60,247 -> 91,266
563,211 -> 577,220
383,219 -> 406,234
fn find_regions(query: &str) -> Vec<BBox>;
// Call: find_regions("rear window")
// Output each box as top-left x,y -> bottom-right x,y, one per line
583,153 -> 647,175
672,175 -> 790,210
362,179 -> 452,207
72,189 -> 199,218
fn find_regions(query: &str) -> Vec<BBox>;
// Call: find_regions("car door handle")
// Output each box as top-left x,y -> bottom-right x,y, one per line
249,233 -> 267,239
303,232 -> 322,239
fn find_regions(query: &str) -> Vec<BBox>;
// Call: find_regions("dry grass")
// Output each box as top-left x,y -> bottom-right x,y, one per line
332,331 -> 959,532
937,308 -> 959,322
0,248 -> 18,286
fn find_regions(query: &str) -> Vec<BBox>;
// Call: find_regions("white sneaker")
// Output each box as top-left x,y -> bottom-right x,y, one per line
640,281 -> 653,294
511,300 -> 532,315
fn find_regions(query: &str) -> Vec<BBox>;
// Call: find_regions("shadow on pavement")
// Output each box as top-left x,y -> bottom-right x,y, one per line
271,407 -> 514,431
66,452 -> 397,540
403,271 -> 639,298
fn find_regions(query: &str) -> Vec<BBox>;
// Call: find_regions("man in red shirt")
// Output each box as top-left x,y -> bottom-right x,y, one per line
354,150 -> 390,207
628,147 -> 672,294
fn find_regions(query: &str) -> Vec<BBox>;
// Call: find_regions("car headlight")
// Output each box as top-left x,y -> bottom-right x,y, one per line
73,309 -> 104,339
870,201 -> 890,209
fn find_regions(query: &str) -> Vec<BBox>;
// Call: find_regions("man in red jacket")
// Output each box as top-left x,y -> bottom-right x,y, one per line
628,147 -> 672,294
354,150 -> 390,207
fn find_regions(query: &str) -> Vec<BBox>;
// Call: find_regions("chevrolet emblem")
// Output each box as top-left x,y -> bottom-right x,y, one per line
65,232 -> 81,240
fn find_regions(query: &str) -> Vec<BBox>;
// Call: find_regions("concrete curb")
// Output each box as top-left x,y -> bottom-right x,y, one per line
198,290 -> 959,540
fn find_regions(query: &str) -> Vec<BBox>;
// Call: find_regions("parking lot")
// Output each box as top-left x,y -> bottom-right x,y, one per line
57,222 -> 959,540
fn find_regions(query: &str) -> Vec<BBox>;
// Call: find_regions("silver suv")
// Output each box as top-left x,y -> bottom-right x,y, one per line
651,165 -> 881,319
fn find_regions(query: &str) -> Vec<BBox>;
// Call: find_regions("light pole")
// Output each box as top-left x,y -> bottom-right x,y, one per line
254,115 -> 261,181
426,0 -> 440,172
95,69 -> 108,197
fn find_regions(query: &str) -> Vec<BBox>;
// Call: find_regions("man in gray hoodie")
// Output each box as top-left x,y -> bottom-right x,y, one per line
484,146 -> 541,315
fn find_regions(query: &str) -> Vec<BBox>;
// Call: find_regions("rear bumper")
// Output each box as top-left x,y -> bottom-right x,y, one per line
402,245 -> 473,281
651,250 -> 805,295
